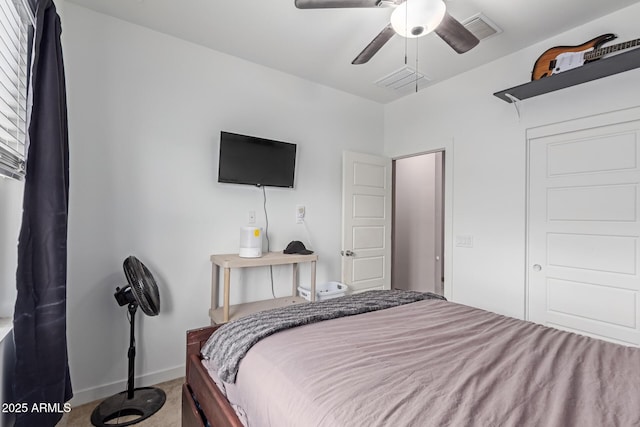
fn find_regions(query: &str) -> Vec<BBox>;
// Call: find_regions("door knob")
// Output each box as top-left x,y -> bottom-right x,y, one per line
533,264 -> 542,272
341,250 -> 355,257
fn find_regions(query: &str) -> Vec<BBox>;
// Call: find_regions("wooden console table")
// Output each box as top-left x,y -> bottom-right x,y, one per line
209,252 -> 318,323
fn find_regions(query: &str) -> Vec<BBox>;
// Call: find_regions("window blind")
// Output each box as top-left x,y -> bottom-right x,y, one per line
0,0 -> 31,180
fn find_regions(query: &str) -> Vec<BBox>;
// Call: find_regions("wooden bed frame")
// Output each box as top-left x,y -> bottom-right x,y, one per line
182,325 -> 243,427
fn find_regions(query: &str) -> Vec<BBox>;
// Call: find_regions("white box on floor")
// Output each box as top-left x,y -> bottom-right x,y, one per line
298,281 -> 348,301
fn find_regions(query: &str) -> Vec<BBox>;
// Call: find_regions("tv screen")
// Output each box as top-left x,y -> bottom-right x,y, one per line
218,131 -> 297,188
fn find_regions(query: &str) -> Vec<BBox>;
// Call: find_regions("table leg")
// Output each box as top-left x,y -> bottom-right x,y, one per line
223,267 -> 231,322
310,261 -> 317,302
292,263 -> 298,297
210,264 -> 220,325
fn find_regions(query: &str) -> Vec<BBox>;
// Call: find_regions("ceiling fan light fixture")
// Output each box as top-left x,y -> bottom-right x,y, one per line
390,0 -> 446,38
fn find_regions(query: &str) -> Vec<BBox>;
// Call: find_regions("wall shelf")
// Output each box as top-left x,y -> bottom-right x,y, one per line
494,47 -> 640,103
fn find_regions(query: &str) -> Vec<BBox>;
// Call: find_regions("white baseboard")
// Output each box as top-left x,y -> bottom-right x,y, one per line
69,365 -> 185,407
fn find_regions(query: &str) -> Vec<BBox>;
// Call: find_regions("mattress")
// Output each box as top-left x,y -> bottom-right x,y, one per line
202,299 -> 640,426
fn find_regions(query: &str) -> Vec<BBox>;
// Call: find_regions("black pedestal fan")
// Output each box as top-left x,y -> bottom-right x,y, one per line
91,256 -> 166,427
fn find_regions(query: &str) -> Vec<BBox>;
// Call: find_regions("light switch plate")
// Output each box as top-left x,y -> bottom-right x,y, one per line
456,235 -> 474,248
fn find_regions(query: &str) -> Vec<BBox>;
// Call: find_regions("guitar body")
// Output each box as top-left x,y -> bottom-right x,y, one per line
531,33 -> 617,81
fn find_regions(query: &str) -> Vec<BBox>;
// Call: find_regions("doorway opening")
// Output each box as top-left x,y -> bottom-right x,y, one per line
392,151 -> 445,295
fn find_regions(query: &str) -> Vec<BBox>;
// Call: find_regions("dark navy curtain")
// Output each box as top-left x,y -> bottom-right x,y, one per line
12,0 -> 72,426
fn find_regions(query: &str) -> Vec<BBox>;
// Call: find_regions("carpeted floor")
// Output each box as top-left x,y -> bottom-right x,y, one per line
57,377 -> 183,427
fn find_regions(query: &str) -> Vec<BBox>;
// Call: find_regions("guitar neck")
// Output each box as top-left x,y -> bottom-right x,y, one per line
585,38 -> 640,61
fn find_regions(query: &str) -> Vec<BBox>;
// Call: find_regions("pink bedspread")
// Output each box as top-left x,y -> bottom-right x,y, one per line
204,299 -> 640,426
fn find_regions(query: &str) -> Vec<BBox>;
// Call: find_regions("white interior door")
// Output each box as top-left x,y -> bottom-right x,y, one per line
528,110 -> 640,346
342,151 -> 392,293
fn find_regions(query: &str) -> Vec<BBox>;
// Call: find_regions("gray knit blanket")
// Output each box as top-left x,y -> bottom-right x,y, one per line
201,289 -> 445,383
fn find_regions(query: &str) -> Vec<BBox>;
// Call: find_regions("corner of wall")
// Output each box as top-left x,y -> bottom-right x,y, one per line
1,329 -> 16,427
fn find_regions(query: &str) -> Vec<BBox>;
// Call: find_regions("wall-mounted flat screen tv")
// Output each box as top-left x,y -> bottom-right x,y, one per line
218,131 -> 297,188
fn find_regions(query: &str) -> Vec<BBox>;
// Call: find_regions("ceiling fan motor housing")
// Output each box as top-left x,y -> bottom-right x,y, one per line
390,0 -> 446,38
296,0 -> 478,64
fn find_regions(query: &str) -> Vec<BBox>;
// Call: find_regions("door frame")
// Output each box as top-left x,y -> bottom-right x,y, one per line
390,140 -> 454,301
391,150 -> 445,295
525,105 -> 640,321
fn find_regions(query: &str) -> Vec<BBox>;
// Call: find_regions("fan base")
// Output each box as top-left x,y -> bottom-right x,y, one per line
90,387 -> 166,427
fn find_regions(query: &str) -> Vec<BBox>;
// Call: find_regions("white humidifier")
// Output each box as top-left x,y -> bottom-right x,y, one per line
239,226 -> 263,258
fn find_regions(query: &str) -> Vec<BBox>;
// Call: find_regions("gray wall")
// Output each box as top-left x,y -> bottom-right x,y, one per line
62,3 -> 384,405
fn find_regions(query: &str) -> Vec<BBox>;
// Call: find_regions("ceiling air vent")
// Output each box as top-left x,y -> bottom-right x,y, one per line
463,13 -> 502,41
375,66 -> 431,93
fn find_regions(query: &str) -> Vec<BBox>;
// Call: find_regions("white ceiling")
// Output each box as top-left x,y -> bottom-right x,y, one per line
64,0 -> 640,104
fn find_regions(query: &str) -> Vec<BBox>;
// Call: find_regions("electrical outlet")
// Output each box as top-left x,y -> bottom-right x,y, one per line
248,210 -> 256,224
456,235 -> 474,248
296,205 -> 305,224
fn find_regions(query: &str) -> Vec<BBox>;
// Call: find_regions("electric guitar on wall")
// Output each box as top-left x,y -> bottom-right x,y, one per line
531,33 -> 640,81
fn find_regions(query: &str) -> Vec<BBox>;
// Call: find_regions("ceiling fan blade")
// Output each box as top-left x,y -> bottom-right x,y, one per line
434,11 -> 479,54
295,0 -> 382,8
352,24 -> 396,64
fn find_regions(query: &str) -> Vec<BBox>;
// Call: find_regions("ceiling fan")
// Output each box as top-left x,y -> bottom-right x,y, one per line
295,0 -> 480,64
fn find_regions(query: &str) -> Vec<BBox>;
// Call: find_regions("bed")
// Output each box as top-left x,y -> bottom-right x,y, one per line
182,290 -> 640,427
